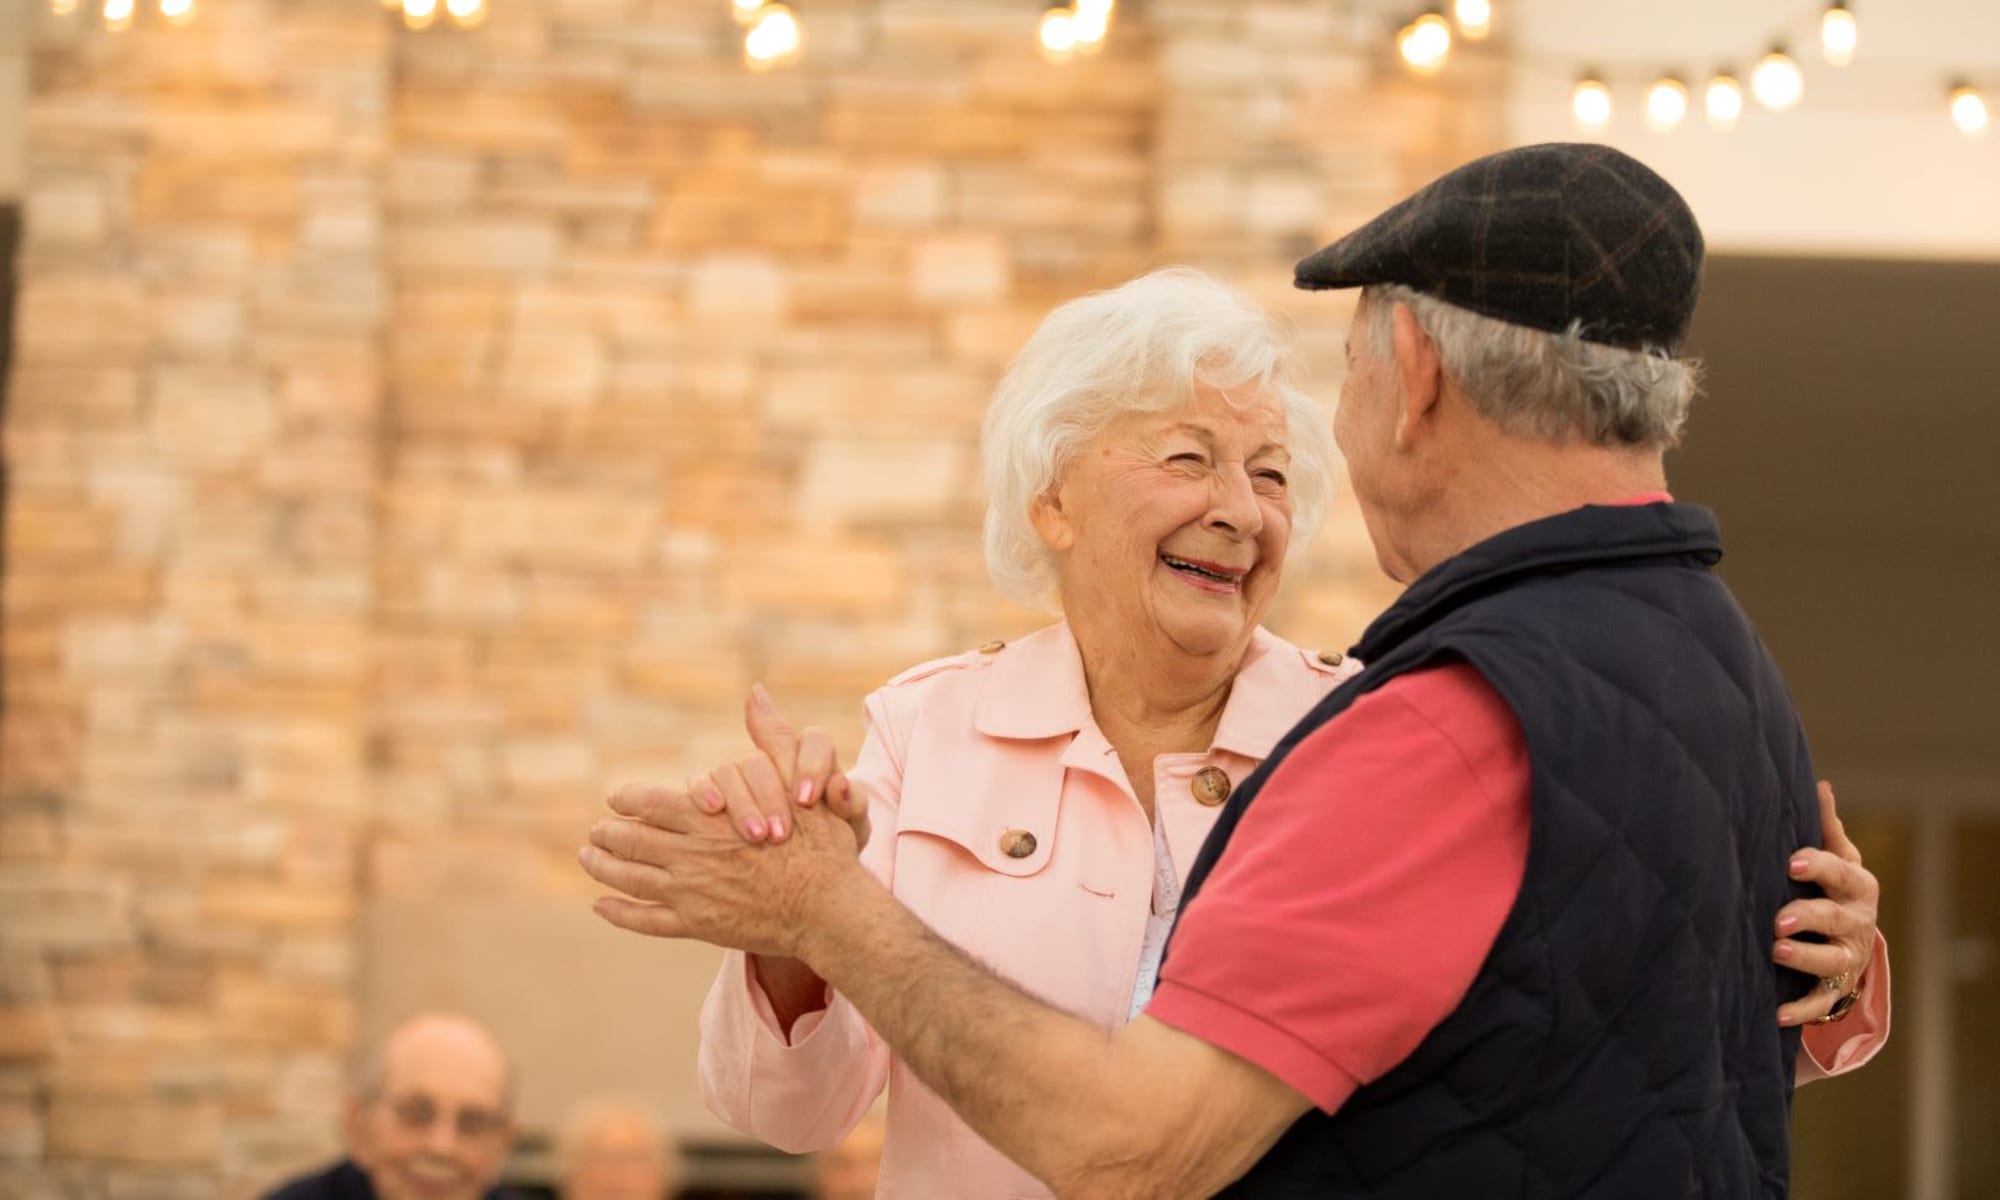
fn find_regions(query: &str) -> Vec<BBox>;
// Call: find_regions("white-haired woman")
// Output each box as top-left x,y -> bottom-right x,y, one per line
588,269 -> 1887,1198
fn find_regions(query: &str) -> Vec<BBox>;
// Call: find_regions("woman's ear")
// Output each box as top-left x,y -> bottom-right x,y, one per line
1028,488 -> 1074,552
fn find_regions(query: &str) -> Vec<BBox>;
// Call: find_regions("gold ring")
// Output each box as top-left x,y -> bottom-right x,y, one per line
1820,971 -> 1849,994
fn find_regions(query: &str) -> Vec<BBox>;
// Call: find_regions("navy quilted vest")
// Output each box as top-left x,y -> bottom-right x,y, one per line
1172,502 -> 1819,1198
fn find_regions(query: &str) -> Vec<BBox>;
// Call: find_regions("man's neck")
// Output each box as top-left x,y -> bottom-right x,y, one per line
1402,440 -> 1668,580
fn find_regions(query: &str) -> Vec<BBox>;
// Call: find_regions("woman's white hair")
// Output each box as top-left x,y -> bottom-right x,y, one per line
982,267 -> 1335,612
1364,283 -> 1702,449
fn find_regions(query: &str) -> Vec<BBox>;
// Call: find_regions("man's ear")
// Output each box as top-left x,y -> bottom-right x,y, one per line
342,1093 -> 370,1165
1389,303 -> 1444,449
1028,487 -> 1074,552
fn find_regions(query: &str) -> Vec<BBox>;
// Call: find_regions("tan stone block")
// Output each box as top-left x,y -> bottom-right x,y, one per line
514,285 -> 680,346
24,178 -> 110,249
395,87 -> 571,154
150,367 -> 274,468
500,737 -> 599,790
201,880 -> 352,932
942,306 -> 1044,368
14,276 -> 151,365
452,490 -> 656,571
795,438 -> 965,526
255,268 -> 387,337
300,196 -> 380,256
0,1008 -> 56,1062
0,869 -> 135,952
687,254 -> 789,317
391,220 -> 563,275
154,292 -> 248,361
761,365 -> 990,437
133,162 -> 300,227
388,151 -> 481,212
45,1095 -> 222,1164
0,1096 -> 43,1159
722,535 -> 908,616
910,233 -> 1010,303
242,618 -> 366,684
212,972 -> 350,1049
521,574 -> 640,639
4,367 -> 143,428
3,569 -> 155,616
3,500 -> 113,560
850,163 -> 947,228
497,332 -> 606,407
388,331 -> 496,393
396,285 -> 506,333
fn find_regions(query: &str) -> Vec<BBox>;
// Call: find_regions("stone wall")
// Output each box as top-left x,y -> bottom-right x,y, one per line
0,0 -> 1502,1192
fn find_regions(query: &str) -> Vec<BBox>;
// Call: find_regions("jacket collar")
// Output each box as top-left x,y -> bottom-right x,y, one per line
1354,501 -> 1723,662
975,621 -> 1304,761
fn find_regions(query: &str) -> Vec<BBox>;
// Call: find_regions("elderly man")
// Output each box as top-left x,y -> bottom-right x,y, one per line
555,1100 -> 679,1200
265,1013 -> 520,1200
582,143 -> 1875,1198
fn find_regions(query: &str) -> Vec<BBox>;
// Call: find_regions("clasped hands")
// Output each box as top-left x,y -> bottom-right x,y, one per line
578,685 -> 870,961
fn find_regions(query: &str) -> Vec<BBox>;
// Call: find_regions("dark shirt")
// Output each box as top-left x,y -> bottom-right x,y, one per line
263,1159 -> 522,1200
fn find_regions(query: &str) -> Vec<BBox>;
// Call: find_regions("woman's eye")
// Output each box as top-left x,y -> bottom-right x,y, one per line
1255,469 -> 1289,486
1168,453 -> 1207,466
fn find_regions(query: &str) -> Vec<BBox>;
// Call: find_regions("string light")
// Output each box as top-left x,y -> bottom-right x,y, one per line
445,0 -> 484,28
1038,4 -> 1077,63
731,0 -> 764,25
1821,2 -> 1858,68
159,0 -> 193,23
1397,13 -> 1453,77
1072,0 -> 1114,54
102,0 -> 133,30
401,0 -> 438,30
1704,72 -> 1745,129
1751,44 -> 1804,111
744,2 -> 801,70
1452,0 -> 1492,42
50,0 -> 80,14
1950,83 -> 1989,137
1572,76 -> 1612,130
1645,77 -> 1689,133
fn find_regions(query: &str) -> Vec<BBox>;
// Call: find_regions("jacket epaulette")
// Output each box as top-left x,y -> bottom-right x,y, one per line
882,639 -> 1009,689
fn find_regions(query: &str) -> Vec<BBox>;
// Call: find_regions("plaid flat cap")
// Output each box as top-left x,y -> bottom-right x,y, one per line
1295,142 -> 1705,353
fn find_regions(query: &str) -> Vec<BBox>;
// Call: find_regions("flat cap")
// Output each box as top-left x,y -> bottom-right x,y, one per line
1295,142 -> 1705,353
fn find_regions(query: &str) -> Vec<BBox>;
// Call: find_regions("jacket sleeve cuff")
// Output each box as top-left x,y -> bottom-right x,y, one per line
1799,933 -> 1893,1083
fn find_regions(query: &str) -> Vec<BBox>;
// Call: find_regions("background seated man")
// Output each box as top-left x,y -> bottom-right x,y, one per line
556,1099 -> 680,1200
264,1012 -> 520,1200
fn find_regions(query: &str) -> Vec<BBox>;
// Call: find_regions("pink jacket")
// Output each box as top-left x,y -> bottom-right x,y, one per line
697,622 -> 1889,1198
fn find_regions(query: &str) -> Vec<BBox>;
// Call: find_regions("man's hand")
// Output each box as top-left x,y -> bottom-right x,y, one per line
580,782 -> 863,959
1775,781 -> 1881,1027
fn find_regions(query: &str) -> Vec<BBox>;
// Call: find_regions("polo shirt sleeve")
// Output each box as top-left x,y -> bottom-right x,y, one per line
1146,662 -> 1532,1113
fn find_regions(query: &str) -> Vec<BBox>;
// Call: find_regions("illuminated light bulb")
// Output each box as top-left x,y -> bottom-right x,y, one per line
51,0 -> 81,15
102,0 -> 134,29
445,0 -> 483,27
1951,84 -> 1989,137
1705,73 -> 1744,129
744,2 -> 800,69
1645,77 -> 1689,133
732,0 -> 764,26
1752,45 -> 1804,111
1397,13 -> 1453,77
402,0 -> 438,30
1073,0 -> 1113,52
1038,4 -> 1077,63
160,0 -> 194,25
1453,0 -> 1492,42
1572,77 -> 1612,130
1821,2 -> 1857,68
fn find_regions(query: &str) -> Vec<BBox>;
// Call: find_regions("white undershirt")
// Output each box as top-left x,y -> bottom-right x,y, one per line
1129,815 -> 1184,1020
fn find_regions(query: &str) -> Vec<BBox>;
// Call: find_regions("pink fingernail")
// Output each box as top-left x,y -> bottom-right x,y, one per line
1774,942 -> 1794,961
769,815 -> 787,841
1777,916 -> 1799,934
1789,857 -> 1809,876
797,781 -> 815,807
701,788 -> 725,813
746,817 -> 767,840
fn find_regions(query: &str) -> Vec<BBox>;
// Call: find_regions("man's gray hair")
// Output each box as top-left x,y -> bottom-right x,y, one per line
982,268 -> 1335,612
1364,284 -> 1702,449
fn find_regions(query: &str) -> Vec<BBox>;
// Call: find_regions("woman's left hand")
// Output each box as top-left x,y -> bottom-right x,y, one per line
1774,781 -> 1880,1027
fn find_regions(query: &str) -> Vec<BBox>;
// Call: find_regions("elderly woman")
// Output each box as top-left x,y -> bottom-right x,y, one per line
586,269 -> 1888,1197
